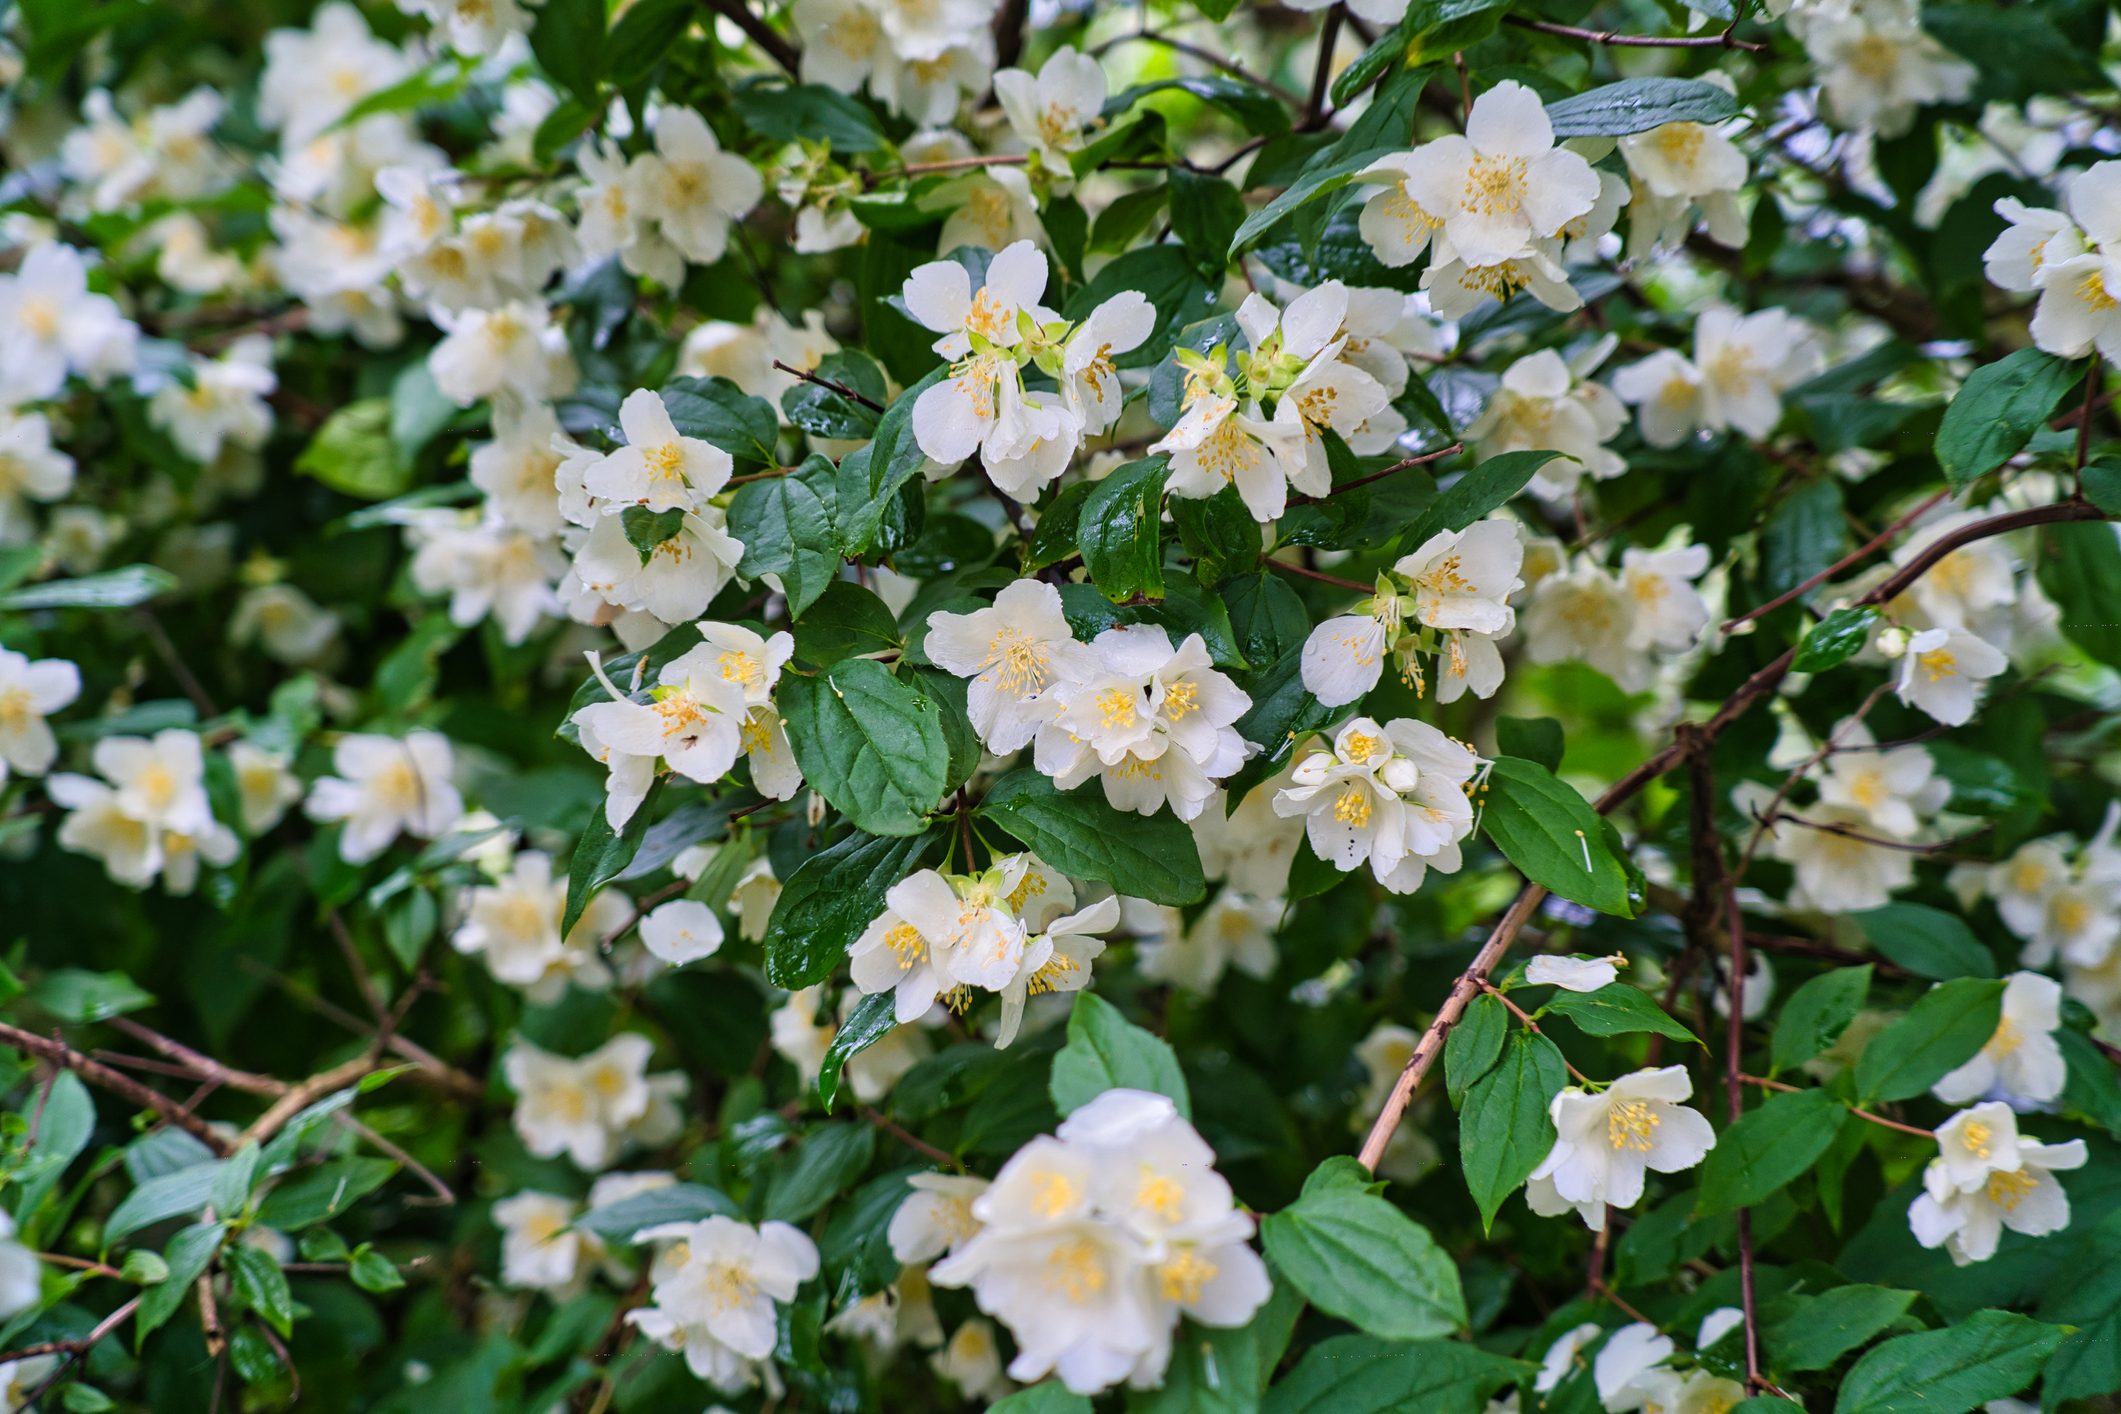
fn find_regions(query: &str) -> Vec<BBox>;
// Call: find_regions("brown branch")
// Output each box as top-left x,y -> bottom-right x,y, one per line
1266,558 -> 1372,593
0,1293 -> 140,1366
699,0 -> 799,76
0,1022 -> 232,1155
132,608 -> 218,719
1302,5 -> 1344,131
232,959 -> 482,1102
1721,487 -> 1950,634
236,1054 -> 385,1150
1287,443 -> 1463,507
1743,1074 -> 1933,1138
106,1019 -> 281,1095
1354,497 -> 2113,1173
772,359 -> 884,412
1089,32 -> 1305,106
1478,980 -> 1593,1083
1505,14 -> 1766,51
1724,889 -> 1765,1394
862,1107 -> 961,1168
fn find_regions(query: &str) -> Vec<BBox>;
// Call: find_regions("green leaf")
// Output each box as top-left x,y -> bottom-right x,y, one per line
1228,68 -> 1428,257
1169,170 -> 1248,275
991,1384 -> 1093,1414
563,777 -> 663,935
1494,716 -> 1562,772
1261,1172 -> 1465,1340
1851,903 -> 1995,981
1544,985 -> 1699,1044
1759,479 -> 1846,595
1934,348 -> 2077,489
0,563 -> 178,611
781,350 -> 887,440
818,991 -> 898,1111
388,359 -> 457,464
792,579 -> 903,667
107,1162 -> 224,1244
576,1181 -> 742,1240
1697,1087 -> 1847,1216
660,375 -> 781,465
1079,456 -> 1171,601
602,0 -> 693,86
1103,75 -> 1291,137
1445,992 -> 1506,1106
1834,1309 -> 2065,1414
1262,1336 -> 1525,1414
1766,1284 -> 1919,1373
763,828 -> 937,988
225,1242 -> 294,1337
1793,606 -> 1882,673
1545,77 -> 1741,137
1393,450 -> 1560,553
2083,459 -> 2121,516
255,1158 -> 397,1230
135,1221 -> 224,1347
529,0 -> 604,103
296,398 -> 409,500
1050,992 -> 1192,1119
780,660 -> 949,836
1130,1281 -> 1303,1414
620,504 -> 687,560
1771,966 -> 1872,1075
739,82 -> 888,153
2036,519 -> 2121,669
978,768 -> 1207,906
26,968 -> 154,1022
348,1248 -> 405,1293
1481,756 -> 1638,917
1459,1031 -> 1567,1229
1854,977 -> 2005,1103
841,366 -> 948,555
766,1124 -> 878,1223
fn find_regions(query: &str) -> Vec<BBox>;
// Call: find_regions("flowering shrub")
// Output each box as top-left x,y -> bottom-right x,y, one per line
2,0 -> 2120,1410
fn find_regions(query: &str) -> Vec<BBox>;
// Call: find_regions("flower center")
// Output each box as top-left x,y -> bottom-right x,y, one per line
1157,1249 -> 1218,1304
1607,1100 -> 1661,1152
1043,1238 -> 1105,1302
1960,1120 -> 1993,1159
1462,155 -> 1529,217
1985,1168 -> 2038,1211
1333,783 -> 1372,827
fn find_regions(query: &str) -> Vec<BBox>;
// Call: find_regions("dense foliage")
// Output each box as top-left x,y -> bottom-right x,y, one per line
0,0 -> 2118,1409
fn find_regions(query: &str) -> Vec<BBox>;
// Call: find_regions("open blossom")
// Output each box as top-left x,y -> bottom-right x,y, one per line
1131,890 -> 1280,994
585,389 -> 734,513
847,853 -> 1072,1031
929,1089 -> 1269,1395
0,243 -> 139,405
1611,307 -> 1822,447
1815,721 -> 1948,839
505,1034 -> 686,1171
632,108 -> 764,271
1908,1101 -> 2086,1265
1619,115 -> 1749,257
0,648 -> 80,784
1526,1066 -> 1715,1230
305,731 -> 463,864
1356,80 -> 1598,314
1801,0 -> 1974,139
1153,391 -> 1298,522
994,46 -> 1106,171
404,510 -> 566,645
638,899 -> 726,966
924,579 -> 1090,753
1466,345 -> 1625,500
428,301 -> 577,407
51,731 -> 241,895
629,1217 -> 818,1391
1892,625 -> 2008,726
1932,972 -> 2066,1106
149,336 -> 276,465
890,1173 -> 991,1265
1737,781 -> 1914,911
1274,717 -> 1479,894
574,640 -> 748,786
453,849 -> 628,1000
1034,625 -> 1252,822
399,0 -> 535,55
228,742 -> 301,835
0,410 -> 77,543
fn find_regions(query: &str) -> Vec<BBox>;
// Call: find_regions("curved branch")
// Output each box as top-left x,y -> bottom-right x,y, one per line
0,1023 -> 232,1156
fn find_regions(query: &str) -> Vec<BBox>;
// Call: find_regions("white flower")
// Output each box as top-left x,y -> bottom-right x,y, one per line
1385,80 -> 1600,270
1738,783 -> 1915,913
573,642 -> 748,786
903,242 -> 1073,477
571,502 -> 747,626
1933,972 -> 2067,1106
933,1318 -> 1014,1402
0,648 -> 79,785
0,410 -> 77,543
586,389 -> 735,514
305,731 -> 464,864
506,1034 -> 685,1172
1894,625 -> 2008,726
1152,392 -> 1300,522
0,243 -> 139,405
888,1172 -> 991,1264
1611,307 -> 1822,446
769,986 -> 837,1083
399,0 -> 535,56
1526,1066 -> 1716,1229
628,1216 -> 818,1389
925,579 -> 1090,753
1815,722 -> 1948,839
228,742 -> 301,836
1034,626 -> 1252,822
1617,545 -> 1712,653
1300,609 -> 1394,708
1526,955 -> 1621,993
1235,284 -> 1393,495
93,730 -> 217,840
1135,890 -> 1280,994
995,895 -> 1120,1047
928,1089 -> 1268,1395
731,857 -> 781,941
1804,1 -> 1975,139
428,301 -> 577,407
1521,563 -> 1644,691
1909,1102 -> 2086,1265
994,46 -> 1106,169
1984,196 -> 2080,295
1273,716 -> 1480,894
1593,1322 -> 1676,1412
494,1191 -> 594,1293
632,108 -> 764,270
404,511 -> 566,645
1619,118 -> 1749,257
1465,346 -> 1625,500
259,2 -> 417,141
469,400 -> 569,537
1060,292 -> 1155,437
640,899 -> 727,966
453,849 -> 623,1000
1395,520 -> 1526,635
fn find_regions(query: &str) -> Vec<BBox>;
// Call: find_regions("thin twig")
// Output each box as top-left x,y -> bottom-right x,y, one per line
1724,889 -> 1764,1395
132,608 -> 218,719
1504,14 -> 1766,51
862,1107 -> 961,1168
698,0 -> 800,75
1090,31 -> 1304,106
773,359 -> 884,413
1266,558 -> 1371,593
1743,1074 -> 1933,1138
1287,443 -> 1463,507
1478,980 -> 1593,1083
1721,488 -> 1951,634
0,1022 -> 232,1155
1302,5 -> 1344,131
